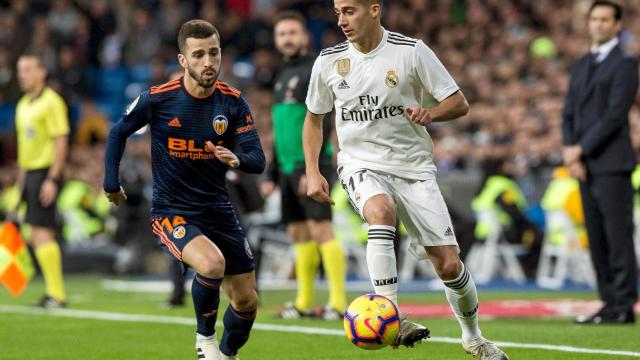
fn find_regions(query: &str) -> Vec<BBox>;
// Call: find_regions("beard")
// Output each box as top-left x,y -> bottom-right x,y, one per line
281,43 -> 303,59
187,65 -> 218,88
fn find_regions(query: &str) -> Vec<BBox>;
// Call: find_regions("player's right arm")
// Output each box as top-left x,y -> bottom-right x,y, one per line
303,111 -> 333,205
304,55 -> 335,205
103,92 -> 152,205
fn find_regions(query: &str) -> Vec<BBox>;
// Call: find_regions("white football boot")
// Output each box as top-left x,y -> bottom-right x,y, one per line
195,335 -> 222,360
463,337 -> 509,360
391,312 -> 430,348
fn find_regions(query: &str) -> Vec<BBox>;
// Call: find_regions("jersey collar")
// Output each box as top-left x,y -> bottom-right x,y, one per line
181,76 -> 216,101
27,86 -> 47,103
348,27 -> 388,58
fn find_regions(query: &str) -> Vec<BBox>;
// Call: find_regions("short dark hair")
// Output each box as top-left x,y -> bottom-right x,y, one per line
178,19 -> 220,54
18,51 -> 45,69
274,10 -> 306,28
589,1 -> 622,20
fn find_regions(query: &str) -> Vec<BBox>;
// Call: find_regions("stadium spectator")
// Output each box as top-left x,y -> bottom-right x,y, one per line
540,166 -> 588,250
74,99 -> 109,146
0,0 -> 637,290
564,1 -> 638,325
0,165 -> 19,220
57,162 -> 111,244
472,160 -> 543,279
123,7 -> 161,67
0,48 -> 20,104
14,52 -> 69,308
52,45 -> 89,105
47,0 -> 79,42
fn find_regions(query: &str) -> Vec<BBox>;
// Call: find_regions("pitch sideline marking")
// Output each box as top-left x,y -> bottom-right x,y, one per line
0,305 -> 639,358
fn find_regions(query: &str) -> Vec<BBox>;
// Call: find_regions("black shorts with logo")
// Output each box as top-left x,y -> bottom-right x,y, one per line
151,214 -> 255,275
22,168 -> 59,229
280,165 -> 334,224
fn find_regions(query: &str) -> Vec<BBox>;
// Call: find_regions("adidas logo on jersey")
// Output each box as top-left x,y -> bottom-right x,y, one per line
444,226 -> 454,237
168,117 -> 182,128
337,79 -> 350,90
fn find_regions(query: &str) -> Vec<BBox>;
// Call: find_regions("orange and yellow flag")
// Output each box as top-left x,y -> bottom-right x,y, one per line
0,221 -> 34,296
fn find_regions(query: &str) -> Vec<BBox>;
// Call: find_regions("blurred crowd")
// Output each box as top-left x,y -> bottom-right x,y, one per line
0,0 -> 639,274
0,0 -> 638,191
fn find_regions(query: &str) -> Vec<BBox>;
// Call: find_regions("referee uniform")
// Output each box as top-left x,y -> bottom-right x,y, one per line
16,86 -> 69,304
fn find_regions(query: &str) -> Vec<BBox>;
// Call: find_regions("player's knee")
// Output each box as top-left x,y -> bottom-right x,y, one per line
231,288 -> 258,312
435,258 -> 462,281
198,256 -> 226,279
363,198 -> 396,225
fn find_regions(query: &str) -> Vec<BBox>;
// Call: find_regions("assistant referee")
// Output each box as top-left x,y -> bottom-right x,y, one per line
15,52 -> 69,308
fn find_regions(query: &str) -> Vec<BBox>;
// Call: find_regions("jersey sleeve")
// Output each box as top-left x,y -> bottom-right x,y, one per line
233,96 -> 265,174
103,91 -> 152,192
305,56 -> 334,115
45,93 -> 70,137
413,40 -> 459,102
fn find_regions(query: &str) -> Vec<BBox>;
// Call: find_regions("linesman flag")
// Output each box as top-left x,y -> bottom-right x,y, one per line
0,221 -> 34,296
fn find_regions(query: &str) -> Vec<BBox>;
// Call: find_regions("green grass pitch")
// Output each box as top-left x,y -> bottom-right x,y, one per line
1,275 -> 638,359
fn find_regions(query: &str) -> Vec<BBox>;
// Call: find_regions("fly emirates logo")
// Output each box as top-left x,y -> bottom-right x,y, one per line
167,138 -> 216,160
340,95 -> 404,122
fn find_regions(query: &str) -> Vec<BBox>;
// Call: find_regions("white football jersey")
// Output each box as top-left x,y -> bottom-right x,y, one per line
306,28 -> 459,180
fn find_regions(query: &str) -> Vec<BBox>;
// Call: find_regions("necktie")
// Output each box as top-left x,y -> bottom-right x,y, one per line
586,51 -> 599,84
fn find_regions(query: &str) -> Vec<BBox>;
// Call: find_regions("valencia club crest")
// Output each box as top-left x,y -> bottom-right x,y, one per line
213,115 -> 228,135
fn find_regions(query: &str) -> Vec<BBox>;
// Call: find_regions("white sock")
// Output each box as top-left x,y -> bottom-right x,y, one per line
366,225 -> 398,306
196,333 -> 215,341
442,263 -> 482,344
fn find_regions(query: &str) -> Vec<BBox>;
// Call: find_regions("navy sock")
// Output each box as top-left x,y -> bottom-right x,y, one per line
191,274 -> 222,336
219,305 -> 256,356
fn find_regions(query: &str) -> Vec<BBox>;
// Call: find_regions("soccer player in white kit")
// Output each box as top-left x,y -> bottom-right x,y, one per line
303,1 -> 509,359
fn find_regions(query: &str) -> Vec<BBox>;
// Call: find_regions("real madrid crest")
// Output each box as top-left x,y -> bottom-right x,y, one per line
213,115 -> 228,135
385,70 -> 399,88
337,58 -> 350,77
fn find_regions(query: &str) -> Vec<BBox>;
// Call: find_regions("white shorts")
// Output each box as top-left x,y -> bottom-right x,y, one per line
338,169 -> 458,260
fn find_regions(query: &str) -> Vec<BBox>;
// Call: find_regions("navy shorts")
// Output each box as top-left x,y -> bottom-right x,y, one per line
150,214 -> 255,275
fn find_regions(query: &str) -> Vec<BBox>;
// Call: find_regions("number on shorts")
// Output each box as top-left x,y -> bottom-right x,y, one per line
340,171 -> 365,213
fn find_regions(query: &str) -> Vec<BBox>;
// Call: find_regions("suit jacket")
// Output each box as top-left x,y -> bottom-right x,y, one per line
562,44 -> 639,175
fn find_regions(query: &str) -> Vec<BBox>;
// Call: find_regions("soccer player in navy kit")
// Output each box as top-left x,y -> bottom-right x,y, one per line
104,20 -> 265,360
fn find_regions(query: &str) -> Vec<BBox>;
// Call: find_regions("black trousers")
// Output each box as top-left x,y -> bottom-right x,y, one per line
580,173 -> 637,311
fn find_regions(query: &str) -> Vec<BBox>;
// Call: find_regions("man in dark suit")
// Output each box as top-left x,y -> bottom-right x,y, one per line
562,0 -> 638,324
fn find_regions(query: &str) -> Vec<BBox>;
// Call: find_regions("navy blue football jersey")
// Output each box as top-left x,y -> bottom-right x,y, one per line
104,78 -> 265,224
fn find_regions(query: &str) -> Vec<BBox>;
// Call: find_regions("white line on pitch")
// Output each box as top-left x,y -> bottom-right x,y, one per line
0,305 -> 638,358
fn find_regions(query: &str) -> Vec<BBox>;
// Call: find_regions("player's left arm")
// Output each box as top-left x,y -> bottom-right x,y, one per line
406,90 -> 469,125
407,41 -> 469,126
219,96 -> 265,174
41,94 -> 70,206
